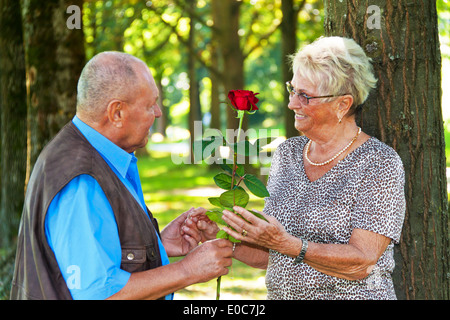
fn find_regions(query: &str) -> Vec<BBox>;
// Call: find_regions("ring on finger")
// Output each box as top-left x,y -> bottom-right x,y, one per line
241,229 -> 248,237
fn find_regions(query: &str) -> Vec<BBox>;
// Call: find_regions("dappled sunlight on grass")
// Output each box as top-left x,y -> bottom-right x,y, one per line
138,154 -> 218,192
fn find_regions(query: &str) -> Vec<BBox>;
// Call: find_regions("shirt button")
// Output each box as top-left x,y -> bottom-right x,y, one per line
127,252 -> 135,261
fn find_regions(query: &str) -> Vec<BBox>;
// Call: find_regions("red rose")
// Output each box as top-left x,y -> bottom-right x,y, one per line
227,90 -> 259,112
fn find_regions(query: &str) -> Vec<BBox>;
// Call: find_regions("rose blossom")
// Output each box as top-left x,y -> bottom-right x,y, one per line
227,90 -> 259,112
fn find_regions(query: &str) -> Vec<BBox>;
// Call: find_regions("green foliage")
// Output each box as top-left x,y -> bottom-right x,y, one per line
219,188 -> 249,208
197,132 -> 271,192
437,0 -> 450,59
196,100 -> 272,299
213,173 -> 233,190
444,120 -> 450,167
81,0 -> 325,136
196,126 -> 271,245
243,174 -> 270,198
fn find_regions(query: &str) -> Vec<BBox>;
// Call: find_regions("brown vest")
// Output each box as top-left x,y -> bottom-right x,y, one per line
10,122 -> 163,300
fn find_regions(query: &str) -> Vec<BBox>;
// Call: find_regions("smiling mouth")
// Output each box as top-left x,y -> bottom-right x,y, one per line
295,113 -> 306,120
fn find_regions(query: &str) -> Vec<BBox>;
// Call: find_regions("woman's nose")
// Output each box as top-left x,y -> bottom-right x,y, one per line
287,95 -> 299,110
154,104 -> 162,118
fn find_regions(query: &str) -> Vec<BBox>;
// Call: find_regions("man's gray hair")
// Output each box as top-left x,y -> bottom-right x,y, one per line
76,51 -> 144,120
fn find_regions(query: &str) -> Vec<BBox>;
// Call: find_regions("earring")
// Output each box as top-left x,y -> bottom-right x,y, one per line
338,117 -> 342,124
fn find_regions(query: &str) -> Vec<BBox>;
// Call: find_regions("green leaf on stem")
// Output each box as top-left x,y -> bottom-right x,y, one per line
208,198 -> 233,212
213,172 -> 232,190
208,197 -> 222,207
216,229 -> 240,243
236,164 -> 245,177
216,229 -> 228,239
219,163 -> 244,178
206,209 -> 227,225
243,174 -> 270,198
219,188 -> 249,208
219,163 -> 233,175
207,210 -> 241,243
249,209 -> 268,222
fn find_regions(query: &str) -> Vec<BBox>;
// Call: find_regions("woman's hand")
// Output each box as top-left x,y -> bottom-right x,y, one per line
222,206 -> 300,256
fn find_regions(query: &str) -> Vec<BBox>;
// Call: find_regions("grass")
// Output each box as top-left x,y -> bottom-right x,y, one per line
137,150 -> 268,300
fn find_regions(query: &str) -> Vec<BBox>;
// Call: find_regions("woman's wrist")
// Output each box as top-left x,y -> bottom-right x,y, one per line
277,234 -> 303,258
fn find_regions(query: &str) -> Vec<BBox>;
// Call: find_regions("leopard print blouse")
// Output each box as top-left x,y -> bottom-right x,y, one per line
263,136 -> 406,300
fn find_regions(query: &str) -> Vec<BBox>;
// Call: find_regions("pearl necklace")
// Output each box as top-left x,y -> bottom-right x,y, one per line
304,127 -> 361,166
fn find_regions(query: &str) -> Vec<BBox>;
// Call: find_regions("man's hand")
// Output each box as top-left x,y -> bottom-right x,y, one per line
161,207 -> 205,257
108,238 -> 233,300
179,239 -> 233,283
185,209 -> 220,242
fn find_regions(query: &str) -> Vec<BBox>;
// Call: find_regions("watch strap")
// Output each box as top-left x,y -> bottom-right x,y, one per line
294,239 -> 308,264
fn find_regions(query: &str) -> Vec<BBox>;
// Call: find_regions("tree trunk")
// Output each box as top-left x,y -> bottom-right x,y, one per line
188,0 -> 202,162
324,0 -> 449,300
154,77 -> 168,136
281,0 -> 302,139
209,45 -> 222,131
0,0 -> 27,248
210,1 -> 222,131
212,0 -> 246,132
21,0 -> 86,181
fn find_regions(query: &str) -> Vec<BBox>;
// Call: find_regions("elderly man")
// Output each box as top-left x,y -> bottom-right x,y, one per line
11,52 -> 232,300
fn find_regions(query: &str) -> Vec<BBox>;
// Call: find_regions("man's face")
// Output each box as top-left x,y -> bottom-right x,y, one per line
121,69 -> 162,153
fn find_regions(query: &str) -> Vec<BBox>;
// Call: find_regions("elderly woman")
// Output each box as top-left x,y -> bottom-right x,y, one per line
192,36 -> 406,300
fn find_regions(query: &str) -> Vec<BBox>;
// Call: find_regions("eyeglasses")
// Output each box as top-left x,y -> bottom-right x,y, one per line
286,81 -> 344,105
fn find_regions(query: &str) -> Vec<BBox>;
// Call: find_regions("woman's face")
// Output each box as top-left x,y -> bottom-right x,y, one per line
288,73 -> 340,137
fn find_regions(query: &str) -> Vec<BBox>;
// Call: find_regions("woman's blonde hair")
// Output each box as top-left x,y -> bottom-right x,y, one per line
290,36 -> 377,115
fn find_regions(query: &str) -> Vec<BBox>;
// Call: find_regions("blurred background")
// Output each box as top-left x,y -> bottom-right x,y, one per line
82,0 -> 449,165
0,0 -> 449,300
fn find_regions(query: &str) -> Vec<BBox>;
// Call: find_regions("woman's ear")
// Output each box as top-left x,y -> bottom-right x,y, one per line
106,100 -> 124,128
337,94 -> 354,120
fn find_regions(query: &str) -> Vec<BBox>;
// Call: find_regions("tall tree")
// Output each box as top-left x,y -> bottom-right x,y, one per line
209,4 -> 222,131
149,0 -> 283,132
0,0 -> 27,248
280,0 -> 305,139
324,0 -> 449,299
187,0 -> 202,161
83,0 -> 147,59
212,0 -> 245,131
21,0 -> 86,180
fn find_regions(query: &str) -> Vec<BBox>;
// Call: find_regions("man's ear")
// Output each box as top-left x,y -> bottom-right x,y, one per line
106,100 -> 124,128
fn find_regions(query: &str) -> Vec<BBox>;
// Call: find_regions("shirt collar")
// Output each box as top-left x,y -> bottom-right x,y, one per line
72,116 -> 133,178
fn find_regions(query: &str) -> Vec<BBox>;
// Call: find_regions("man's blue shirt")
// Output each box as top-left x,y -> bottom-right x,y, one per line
45,116 -> 172,300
